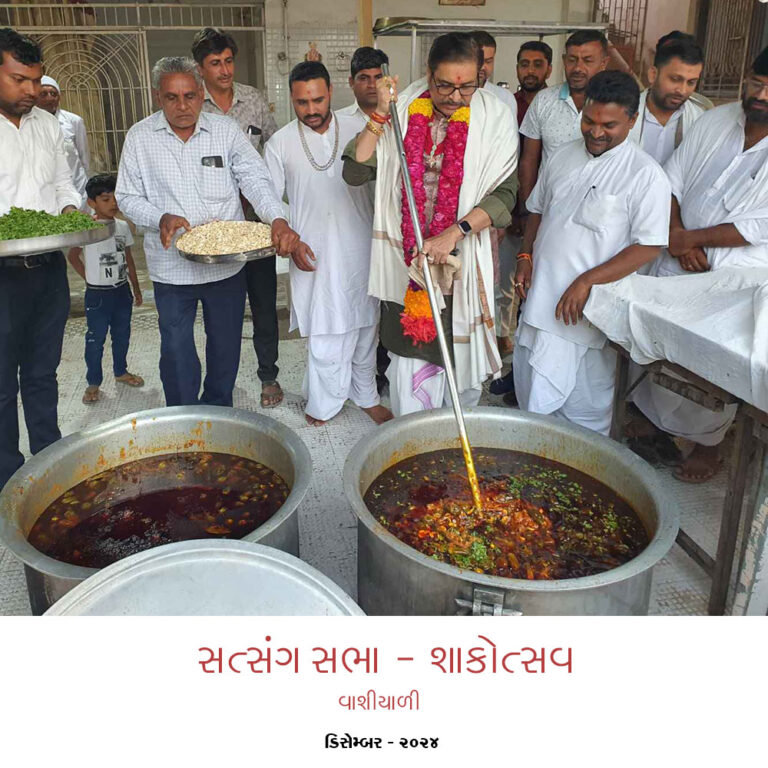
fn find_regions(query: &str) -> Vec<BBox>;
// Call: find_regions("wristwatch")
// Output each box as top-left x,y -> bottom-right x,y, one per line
457,220 -> 472,236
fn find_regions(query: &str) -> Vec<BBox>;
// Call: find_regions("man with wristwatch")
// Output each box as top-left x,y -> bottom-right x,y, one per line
343,33 -> 518,416
0,28 -> 82,491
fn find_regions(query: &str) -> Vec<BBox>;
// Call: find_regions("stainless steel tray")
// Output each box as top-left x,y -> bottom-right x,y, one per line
179,244 -> 277,264
0,220 -> 116,258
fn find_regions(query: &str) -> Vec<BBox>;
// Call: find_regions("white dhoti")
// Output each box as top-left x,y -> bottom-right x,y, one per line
513,323 -> 617,435
631,372 -> 737,446
303,324 -> 379,421
386,353 -> 482,418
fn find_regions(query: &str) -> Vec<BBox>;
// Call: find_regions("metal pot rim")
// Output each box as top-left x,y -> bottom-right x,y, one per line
45,540 -> 364,616
343,407 -> 679,594
0,406 -> 312,580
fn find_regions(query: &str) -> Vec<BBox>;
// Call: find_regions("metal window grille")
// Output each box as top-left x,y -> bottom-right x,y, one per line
697,0 -> 755,100
3,4 -> 266,172
593,0 -> 648,71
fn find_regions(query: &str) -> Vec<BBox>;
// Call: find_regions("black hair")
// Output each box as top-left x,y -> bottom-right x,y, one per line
350,46 -> 389,78
653,38 -> 704,68
427,32 -> 483,72
289,60 -> 331,89
585,70 -> 640,116
517,40 -> 553,65
469,30 -> 497,50
86,173 -> 117,200
752,46 -> 768,77
565,29 -> 608,53
657,30 -> 695,50
191,27 -> 238,65
0,27 -> 42,67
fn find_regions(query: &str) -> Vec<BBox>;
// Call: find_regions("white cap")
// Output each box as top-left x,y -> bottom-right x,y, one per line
41,75 -> 60,92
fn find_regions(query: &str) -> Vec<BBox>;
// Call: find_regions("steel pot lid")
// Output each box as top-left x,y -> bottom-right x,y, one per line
45,540 -> 364,616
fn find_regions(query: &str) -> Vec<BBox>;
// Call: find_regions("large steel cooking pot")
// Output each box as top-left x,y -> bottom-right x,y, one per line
0,406 -> 312,614
46,541 -> 363,616
344,408 -> 678,616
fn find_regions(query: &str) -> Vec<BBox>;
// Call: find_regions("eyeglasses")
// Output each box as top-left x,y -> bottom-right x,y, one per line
430,76 -> 479,97
746,78 -> 768,94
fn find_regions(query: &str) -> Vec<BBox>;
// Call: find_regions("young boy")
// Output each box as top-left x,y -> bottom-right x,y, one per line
67,173 -> 144,404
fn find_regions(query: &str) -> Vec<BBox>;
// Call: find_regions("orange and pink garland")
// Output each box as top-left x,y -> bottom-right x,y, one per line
400,93 -> 470,345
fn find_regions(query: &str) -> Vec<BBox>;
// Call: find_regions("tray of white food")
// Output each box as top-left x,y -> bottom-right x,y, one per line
176,220 -> 277,264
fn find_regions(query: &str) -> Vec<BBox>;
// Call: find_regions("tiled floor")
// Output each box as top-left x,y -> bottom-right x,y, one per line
0,294 -> 733,616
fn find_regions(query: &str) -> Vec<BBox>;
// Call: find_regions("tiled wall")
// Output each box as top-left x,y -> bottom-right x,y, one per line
264,24 -> 360,127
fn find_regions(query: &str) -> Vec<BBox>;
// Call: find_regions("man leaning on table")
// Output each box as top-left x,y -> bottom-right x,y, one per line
116,56 -> 302,409
0,28 -> 82,492
631,45 -> 768,483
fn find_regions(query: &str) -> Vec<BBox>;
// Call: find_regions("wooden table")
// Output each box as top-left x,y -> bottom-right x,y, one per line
609,343 -> 768,615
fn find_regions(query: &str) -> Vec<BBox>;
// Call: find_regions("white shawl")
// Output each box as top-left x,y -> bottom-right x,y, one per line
369,78 -> 518,391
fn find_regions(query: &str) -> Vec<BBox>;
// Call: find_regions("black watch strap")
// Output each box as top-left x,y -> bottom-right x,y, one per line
458,219 -> 472,235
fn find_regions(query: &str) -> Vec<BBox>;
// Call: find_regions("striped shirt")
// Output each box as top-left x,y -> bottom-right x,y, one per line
116,110 -> 284,285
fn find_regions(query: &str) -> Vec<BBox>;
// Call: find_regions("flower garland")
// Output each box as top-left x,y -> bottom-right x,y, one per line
400,92 -> 470,345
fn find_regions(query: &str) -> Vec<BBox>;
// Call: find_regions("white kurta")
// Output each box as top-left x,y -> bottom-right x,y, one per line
633,103 -> 768,445
336,101 -> 367,127
652,102 -> 768,277
628,90 -> 706,167
264,114 -> 379,337
514,138 -> 671,434
264,113 -> 380,420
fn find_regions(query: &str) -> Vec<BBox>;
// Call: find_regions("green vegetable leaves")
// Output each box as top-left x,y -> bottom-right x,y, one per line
0,207 -> 100,241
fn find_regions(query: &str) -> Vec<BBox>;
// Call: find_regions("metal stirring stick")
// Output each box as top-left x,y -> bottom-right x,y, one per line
381,65 -> 483,511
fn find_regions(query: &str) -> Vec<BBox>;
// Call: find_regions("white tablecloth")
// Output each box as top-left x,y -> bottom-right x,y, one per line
583,267 -> 768,411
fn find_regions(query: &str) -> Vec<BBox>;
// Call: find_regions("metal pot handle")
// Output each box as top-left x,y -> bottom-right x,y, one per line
455,587 -> 523,616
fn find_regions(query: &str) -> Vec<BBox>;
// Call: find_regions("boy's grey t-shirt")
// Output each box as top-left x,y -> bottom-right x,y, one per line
84,218 -> 134,288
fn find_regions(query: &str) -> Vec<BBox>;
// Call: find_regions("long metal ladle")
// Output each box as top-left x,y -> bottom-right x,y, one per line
381,65 -> 483,511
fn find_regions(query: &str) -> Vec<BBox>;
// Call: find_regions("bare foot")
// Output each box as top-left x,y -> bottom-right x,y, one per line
362,404 -> 394,425
305,414 -> 326,426
673,444 -> 722,484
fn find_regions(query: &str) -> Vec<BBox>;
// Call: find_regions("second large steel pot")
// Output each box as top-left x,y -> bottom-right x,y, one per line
0,406 -> 312,614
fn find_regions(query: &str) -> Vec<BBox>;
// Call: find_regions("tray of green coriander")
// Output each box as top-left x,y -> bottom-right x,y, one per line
0,207 -> 115,258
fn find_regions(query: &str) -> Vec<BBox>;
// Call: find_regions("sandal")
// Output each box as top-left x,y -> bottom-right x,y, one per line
673,459 -> 723,484
116,372 -> 144,388
261,380 -> 284,408
82,385 -> 100,404
672,445 -> 723,484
